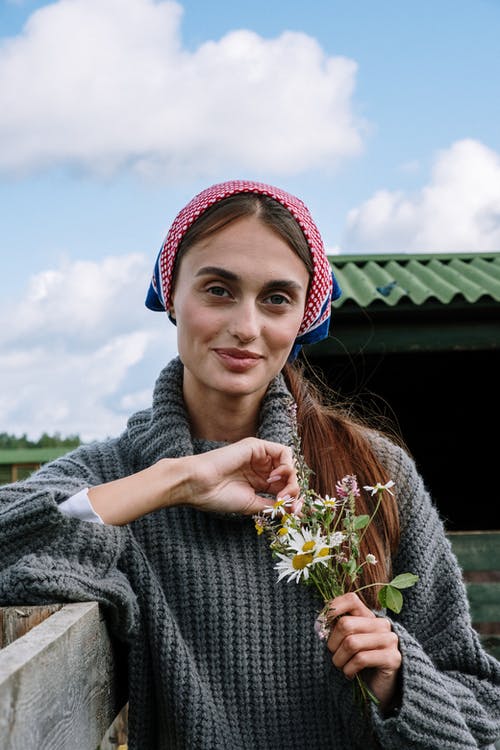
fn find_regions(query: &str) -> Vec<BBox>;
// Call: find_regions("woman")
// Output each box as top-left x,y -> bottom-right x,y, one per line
1,180 -> 499,749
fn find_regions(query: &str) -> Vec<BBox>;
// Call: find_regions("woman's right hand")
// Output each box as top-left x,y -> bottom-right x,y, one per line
184,437 -> 300,515
88,437 -> 299,524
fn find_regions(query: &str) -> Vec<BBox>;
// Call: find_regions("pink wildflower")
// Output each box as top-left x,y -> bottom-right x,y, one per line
336,474 -> 360,498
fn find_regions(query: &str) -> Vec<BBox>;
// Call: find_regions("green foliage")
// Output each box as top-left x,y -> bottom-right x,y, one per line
390,573 -> 420,590
378,574 -> 419,613
352,514 -> 370,530
378,585 -> 403,613
0,432 -> 81,450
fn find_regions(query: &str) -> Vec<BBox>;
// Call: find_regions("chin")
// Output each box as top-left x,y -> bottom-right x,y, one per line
213,365 -> 278,393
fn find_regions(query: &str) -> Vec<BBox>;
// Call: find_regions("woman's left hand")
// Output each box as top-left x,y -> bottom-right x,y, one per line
326,592 -> 401,712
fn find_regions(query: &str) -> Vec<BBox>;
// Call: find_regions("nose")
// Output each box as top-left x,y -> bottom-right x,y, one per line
228,300 -> 260,344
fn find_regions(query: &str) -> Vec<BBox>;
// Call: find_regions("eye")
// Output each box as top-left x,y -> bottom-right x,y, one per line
207,285 -> 231,298
265,293 -> 290,306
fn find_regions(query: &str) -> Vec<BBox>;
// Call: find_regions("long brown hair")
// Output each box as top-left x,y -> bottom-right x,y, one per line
283,361 -> 400,606
174,193 -> 401,607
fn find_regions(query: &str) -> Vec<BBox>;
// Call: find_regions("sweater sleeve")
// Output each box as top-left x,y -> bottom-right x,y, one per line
370,438 -> 500,749
59,488 -> 105,523
0,437 -> 140,641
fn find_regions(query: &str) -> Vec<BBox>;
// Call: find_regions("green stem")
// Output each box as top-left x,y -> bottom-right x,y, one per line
355,674 -> 380,707
351,581 -> 383,595
358,492 -> 382,546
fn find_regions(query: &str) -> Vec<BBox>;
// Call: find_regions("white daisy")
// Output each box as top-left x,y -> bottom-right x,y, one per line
262,496 -> 294,519
363,479 -> 395,496
286,528 -> 334,573
274,552 -> 312,583
312,494 -> 337,511
287,527 -> 327,556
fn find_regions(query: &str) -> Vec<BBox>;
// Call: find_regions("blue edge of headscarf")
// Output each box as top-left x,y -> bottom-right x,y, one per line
145,268 -> 342,362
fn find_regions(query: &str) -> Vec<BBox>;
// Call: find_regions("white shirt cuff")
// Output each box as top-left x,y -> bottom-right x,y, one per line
59,488 -> 105,524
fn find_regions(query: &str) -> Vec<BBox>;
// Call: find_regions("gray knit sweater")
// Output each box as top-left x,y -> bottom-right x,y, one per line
1,357 -> 499,749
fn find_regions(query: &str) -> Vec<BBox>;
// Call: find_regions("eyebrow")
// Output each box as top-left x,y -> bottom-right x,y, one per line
194,266 -> 305,291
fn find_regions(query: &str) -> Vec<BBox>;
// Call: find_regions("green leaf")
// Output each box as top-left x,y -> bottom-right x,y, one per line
352,514 -> 370,529
378,585 -> 403,613
389,573 -> 419,590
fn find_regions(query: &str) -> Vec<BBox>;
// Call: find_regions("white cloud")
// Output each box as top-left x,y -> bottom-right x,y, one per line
343,139 -> 500,253
0,334 -> 149,440
2,253 -> 154,346
0,253 -> 178,441
0,0 -> 363,177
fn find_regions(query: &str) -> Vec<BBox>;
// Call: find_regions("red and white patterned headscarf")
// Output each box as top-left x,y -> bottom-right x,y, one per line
146,180 -> 341,357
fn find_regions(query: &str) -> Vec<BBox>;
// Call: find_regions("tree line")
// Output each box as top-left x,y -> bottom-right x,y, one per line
0,432 -> 81,450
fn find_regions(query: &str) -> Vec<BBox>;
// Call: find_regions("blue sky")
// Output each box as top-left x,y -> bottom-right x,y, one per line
1,0 -> 499,440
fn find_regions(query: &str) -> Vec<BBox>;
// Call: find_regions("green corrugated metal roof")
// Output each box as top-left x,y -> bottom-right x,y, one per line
0,447 -> 70,465
330,252 -> 500,308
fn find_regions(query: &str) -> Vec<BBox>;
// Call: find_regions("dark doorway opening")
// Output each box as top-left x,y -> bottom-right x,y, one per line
306,348 -> 499,531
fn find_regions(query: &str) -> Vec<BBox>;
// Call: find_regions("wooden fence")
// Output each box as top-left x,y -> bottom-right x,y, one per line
0,601 -> 127,749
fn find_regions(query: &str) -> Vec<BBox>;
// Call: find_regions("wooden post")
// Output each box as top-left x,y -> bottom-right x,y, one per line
0,604 -> 63,648
0,602 -> 126,749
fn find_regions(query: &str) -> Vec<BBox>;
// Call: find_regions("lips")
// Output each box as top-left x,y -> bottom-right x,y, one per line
216,348 -> 261,359
213,348 -> 263,371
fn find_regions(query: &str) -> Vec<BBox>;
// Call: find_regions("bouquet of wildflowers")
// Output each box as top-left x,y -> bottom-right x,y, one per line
253,407 -> 418,707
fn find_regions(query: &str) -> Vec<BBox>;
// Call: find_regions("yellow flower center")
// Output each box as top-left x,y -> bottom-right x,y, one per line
278,527 -> 289,536
292,553 -> 314,570
318,547 -> 330,557
302,540 -> 316,552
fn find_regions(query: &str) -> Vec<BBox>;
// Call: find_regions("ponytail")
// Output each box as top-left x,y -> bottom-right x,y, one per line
283,362 -> 401,609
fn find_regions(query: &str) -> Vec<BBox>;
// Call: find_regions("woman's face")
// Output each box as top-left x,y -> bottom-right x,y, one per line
170,214 -> 309,408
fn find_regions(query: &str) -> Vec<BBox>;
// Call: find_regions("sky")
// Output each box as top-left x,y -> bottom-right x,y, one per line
1,0 -> 499,442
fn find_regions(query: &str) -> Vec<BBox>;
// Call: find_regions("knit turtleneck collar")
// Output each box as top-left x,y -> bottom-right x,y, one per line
126,356 -> 295,466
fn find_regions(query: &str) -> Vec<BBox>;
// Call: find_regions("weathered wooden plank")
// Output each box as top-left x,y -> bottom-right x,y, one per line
448,531 -> 500,570
466,582 -> 500,623
0,602 -> 125,750
481,635 -> 500,662
0,604 -> 63,648
447,531 -> 500,665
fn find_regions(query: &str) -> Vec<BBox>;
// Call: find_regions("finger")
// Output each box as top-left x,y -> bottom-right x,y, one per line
327,592 -> 376,620
247,441 -> 296,487
329,629 -> 399,668
328,632 -> 401,674
266,471 -> 283,484
333,641 -> 401,679
267,475 -> 300,503
259,441 -> 295,474
327,614 -> 391,653
340,649 -> 401,681
290,495 -> 304,515
245,495 -> 279,515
